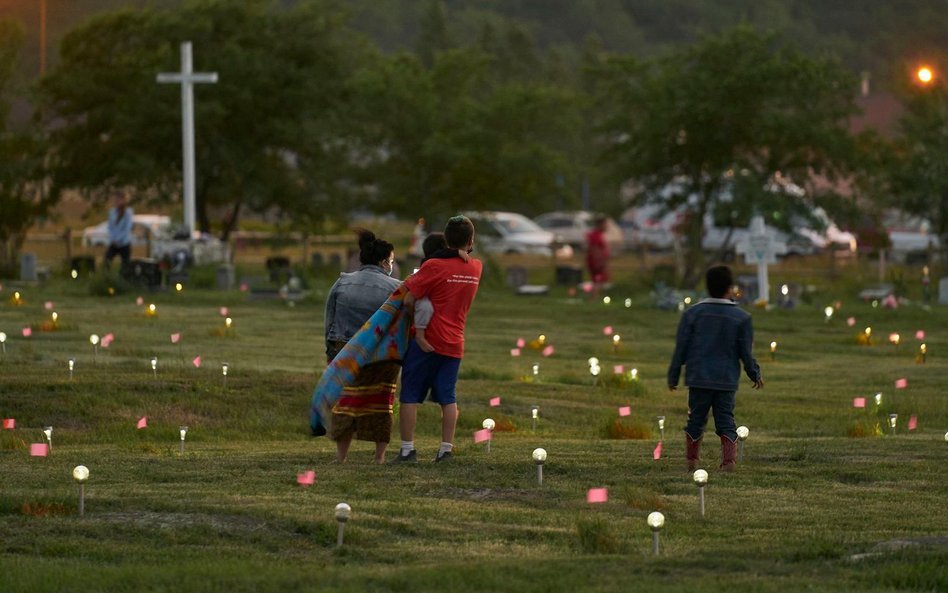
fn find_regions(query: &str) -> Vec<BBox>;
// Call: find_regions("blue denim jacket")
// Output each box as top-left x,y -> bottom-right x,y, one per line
324,265 -> 400,355
667,298 -> 761,391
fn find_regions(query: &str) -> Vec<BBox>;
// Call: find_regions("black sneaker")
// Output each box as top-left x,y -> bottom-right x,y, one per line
433,451 -> 454,463
390,450 -> 417,464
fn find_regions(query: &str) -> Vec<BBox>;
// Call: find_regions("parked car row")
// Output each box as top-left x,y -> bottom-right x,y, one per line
81,215 -> 228,265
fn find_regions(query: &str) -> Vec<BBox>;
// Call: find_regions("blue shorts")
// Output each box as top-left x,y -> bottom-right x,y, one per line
399,341 -> 461,405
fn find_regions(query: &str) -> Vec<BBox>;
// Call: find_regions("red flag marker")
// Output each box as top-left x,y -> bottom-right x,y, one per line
44,301 -> 54,310
510,348 -> 521,357
170,333 -> 181,344
613,365 -> 624,374
586,488 -> 608,503
853,397 -> 866,408
602,326 -> 614,336
915,330 -> 925,340
895,378 -> 908,389
219,307 -> 229,317
542,345 -> 555,357
30,443 -> 49,457
908,415 -> 918,431
653,442 -> 663,460
618,406 -> 631,417
516,337 -> 525,348
489,397 -> 501,407
847,317 -> 856,327
101,333 -> 114,348
22,327 -> 32,337
192,356 -> 202,368
473,428 -> 492,443
136,296 -> 144,306
2,418 -> 14,429
136,417 -> 147,429
297,470 -> 315,486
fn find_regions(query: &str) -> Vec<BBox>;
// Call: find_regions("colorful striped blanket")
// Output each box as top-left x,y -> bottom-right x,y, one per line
310,285 -> 411,436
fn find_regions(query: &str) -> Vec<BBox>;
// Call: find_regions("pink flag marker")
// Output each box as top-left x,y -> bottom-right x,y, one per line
489,397 -> 501,407
239,282 -> 249,292
219,307 -> 229,317
297,470 -> 316,486
192,355 -> 202,368
44,301 -> 54,310
542,345 -> 555,357
582,282 -> 594,294
618,406 -> 631,417
853,397 -> 866,408
653,442 -> 663,460
101,333 -> 114,348
516,337 -> 525,348
613,365 -> 624,374
2,418 -> 14,429
895,378 -> 908,389
510,348 -> 521,357
136,296 -> 144,306
22,327 -> 32,337
170,333 -> 181,344
30,443 -> 49,457
602,326 -> 614,336
908,415 -> 918,431
847,317 -> 856,327
474,428 -> 492,443
915,330 -> 925,340
136,416 -> 147,429
586,488 -> 608,503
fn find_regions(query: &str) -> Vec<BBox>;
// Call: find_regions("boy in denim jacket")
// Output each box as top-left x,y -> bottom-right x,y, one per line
668,265 -> 764,472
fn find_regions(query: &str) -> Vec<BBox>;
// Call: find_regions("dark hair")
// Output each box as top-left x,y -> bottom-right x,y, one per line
355,228 -> 394,266
444,215 -> 475,249
422,232 -> 447,258
705,265 -> 733,298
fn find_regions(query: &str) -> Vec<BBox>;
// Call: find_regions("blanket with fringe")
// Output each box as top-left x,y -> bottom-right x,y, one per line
310,285 -> 411,436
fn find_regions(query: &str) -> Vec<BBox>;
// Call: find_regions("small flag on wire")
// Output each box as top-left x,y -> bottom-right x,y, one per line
586,488 -> 608,503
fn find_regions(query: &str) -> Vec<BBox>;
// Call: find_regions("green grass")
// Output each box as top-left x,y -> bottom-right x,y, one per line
1,261 -> 947,592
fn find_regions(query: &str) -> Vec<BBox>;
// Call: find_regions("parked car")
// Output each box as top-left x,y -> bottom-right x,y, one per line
619,204 -> 681,251
873,209 -> 940,263
462,211 -> 556,256
83,213 -> 227,266
81,214 -> 172,247
792,208 -> 858,253
533,211 -> 624,250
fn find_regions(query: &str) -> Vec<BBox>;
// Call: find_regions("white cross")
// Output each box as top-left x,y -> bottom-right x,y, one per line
156,42 -> 218,236
736,216 -> 787,305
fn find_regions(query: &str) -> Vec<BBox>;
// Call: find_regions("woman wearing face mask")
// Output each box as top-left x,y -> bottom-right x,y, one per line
322,229 -> 401,462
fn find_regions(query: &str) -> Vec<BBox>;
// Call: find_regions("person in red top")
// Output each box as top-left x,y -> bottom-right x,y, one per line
586,216 -> 611,293
392,215 -> 482,463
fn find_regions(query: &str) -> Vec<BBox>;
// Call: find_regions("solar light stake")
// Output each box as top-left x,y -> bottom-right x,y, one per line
647,512 -> 664,556
222,362 -> 229,388
531,406 -> 539,431
0,331 -> 6,355
888,413 -> 898,435
179,426 -> 188,454
43,426 -> 52,452
657,416 -> 666,441
150,357 -> 158,379
335,503 -> 351,547
89,334 -> 100,364
736,426 -> 749,461
533,448 -> 546,485
68,358 -> 75,380
693,469 -> 708,518
73,465 -> 89,516
482,419 -> 495,453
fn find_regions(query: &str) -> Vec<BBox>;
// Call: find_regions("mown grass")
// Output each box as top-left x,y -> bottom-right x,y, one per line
1,258 -> 947,593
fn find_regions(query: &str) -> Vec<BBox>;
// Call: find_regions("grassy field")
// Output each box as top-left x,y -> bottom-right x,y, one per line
1,257 -> 946,593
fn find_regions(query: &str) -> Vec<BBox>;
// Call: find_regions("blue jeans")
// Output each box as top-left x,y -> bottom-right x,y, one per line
685,388 -> 737,441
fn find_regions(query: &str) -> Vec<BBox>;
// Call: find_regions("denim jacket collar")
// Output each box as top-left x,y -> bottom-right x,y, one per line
698,297 -> 737,305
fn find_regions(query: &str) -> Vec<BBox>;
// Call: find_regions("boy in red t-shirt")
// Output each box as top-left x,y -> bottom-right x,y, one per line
392,216 -> 482,463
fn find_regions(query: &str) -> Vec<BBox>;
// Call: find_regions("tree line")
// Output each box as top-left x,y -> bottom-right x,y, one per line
0,0 -> 945,284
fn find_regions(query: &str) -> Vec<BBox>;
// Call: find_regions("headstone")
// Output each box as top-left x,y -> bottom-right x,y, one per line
122,259 -> 162,288
506,266 -> 528,288
19,253 -> 37,282
216,264 -> 235,290
735,216 -> 787,304
939,277 -> 948,305
555,265 -> 583,286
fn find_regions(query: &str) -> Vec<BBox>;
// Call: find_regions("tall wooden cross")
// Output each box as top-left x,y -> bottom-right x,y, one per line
156,42 -> 218,236
736,215 -> 787,305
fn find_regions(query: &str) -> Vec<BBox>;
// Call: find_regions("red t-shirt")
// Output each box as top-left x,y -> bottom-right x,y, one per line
405,257 -> 482,358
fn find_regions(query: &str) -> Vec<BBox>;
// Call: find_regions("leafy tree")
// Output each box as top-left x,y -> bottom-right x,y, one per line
0,20 -> 49,276
36,0 -> 367,238
594,26 -> 862,286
